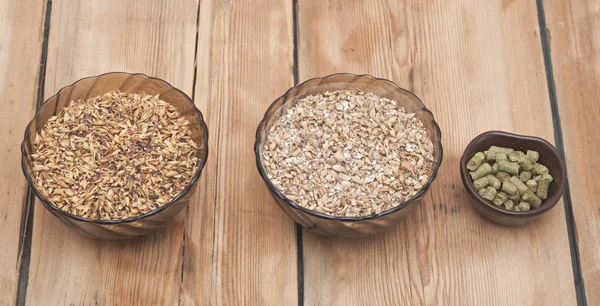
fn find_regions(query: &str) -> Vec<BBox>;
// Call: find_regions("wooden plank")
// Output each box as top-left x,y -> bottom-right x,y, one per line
179,0 -> 297,304
0,0 -> 46,304
25,1 -> 198,304
298,1 -> 577,304
546,0 -> 600,303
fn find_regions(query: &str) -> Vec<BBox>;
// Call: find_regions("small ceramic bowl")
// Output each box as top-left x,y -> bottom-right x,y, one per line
460,131 -> 566,225
255,73 -> 443,237
21,72 -> 209,239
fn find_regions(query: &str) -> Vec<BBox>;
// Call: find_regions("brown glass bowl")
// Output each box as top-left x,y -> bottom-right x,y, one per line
21,72 -> 209,239
255,73 -> 443,237
460,131 -> 566,225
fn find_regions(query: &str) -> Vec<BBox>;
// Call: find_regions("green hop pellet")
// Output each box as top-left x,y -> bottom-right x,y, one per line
478,188 -> 486,197
519,157 -> 535,171
514,206 -> 521,212
518,202 -> 531,211
526,150 -> 539,162
532,163 -> 549,175
486,174 -> 501,190
467,152 -> 486,171
496,171 -> 511,182
481,186 -> 497,201
536,173 -> 553,200
497,160 -> 520,175
509,192 -> 521,202
501,181 -> 518,196
489,146 -> 514,153
533,175 -> 542,181
484,150 -> 507,162
492,163 -> 499,174
522,190 -> 542,208
508,151 -> 525,162
520,171 -> 532,182
504,199 -> 514,211
473,177 -> 489,190
493,192 -> 509,206
470,163 -> 493,180
526,179 -> 538,193
509,176 -> 529,194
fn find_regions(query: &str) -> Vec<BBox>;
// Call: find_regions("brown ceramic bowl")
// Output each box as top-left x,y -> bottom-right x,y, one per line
460,131 -> 566,225
255,73 -> 443,237
21,72 -> 209,239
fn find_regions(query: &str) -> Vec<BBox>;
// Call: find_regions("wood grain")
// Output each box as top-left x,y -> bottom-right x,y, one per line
25,1 -> 198,304
546,0 -> 600,303
0,0 -> 46,303
180,0 -> 298,304
297,1 -> 577,304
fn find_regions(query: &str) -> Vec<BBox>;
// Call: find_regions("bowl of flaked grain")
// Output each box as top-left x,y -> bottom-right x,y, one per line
21,72 -> 208,239
255,73 -> 442,237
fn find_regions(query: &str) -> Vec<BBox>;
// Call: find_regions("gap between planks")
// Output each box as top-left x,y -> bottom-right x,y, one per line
535,0 -> 587,305
16,1 -> 53,305
292,0 -> 304,305
178,1 -> 204,305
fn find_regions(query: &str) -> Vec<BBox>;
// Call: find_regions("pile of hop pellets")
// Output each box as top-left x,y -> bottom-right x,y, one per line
467,146 -> 553,211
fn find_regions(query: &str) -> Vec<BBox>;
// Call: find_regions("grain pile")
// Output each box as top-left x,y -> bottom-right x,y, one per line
262,89 -> 435,217
30,90 -> 200,220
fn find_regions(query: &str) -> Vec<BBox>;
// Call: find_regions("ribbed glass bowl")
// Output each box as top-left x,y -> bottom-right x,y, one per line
254,74 -> 443,237
21,72 -> 209,239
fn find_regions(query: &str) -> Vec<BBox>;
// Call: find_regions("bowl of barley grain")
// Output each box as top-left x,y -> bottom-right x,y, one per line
21,72 -> 208,239
255,74 -> 442,237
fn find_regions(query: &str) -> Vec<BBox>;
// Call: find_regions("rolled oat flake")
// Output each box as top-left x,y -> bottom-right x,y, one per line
262,89 -> 435,217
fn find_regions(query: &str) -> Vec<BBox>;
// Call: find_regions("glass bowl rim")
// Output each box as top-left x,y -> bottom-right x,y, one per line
254,73 -> 443,222
20,72 -> 209,224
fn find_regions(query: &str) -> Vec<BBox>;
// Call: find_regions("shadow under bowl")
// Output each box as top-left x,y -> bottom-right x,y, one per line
254,73 -> 443,238
459,131 -> 566,226
21,72 -> 209,239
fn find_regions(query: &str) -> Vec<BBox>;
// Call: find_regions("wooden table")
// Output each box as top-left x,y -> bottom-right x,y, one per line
1,0 -> 597,305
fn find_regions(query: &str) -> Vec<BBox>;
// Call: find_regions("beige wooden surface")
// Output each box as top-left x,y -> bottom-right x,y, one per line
546,0 -> 600,303
2,0 -> 595,305
180,0 -> 297,304
0,0 -> 46,304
